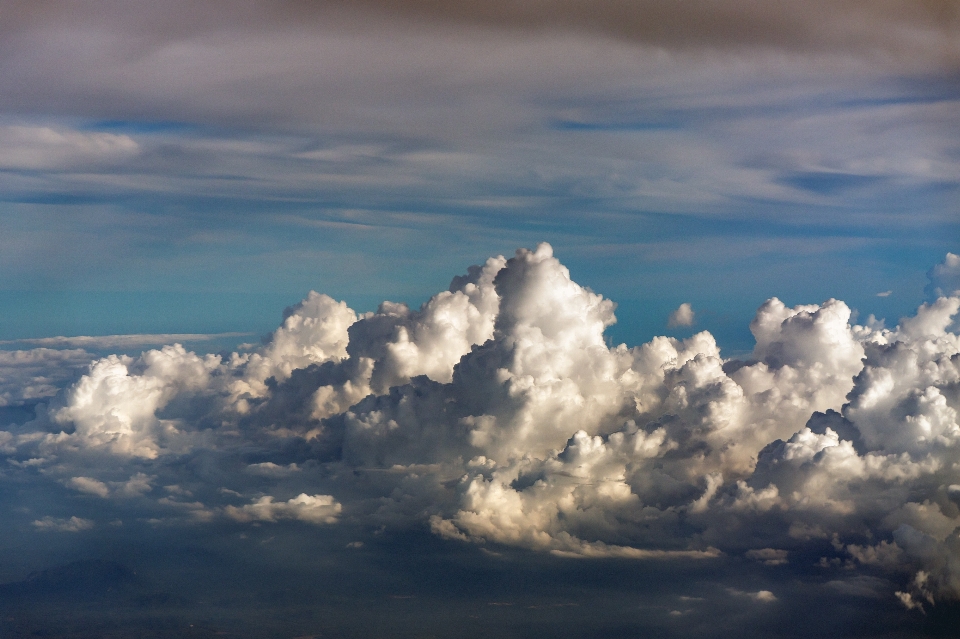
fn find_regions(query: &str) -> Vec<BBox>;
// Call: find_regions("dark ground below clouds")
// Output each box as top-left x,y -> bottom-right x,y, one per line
1,528 -> 959,639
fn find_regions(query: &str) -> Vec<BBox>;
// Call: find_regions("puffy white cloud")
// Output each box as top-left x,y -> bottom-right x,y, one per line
65,476 -> 110,498
231,292 -> 357,402
843,300 -> 960,455
7,246 -> 960,609
51,344 -> 222,458
347,254 -> 505,393
927,252 -> 960,298
335,248 -> 890,559
226,254 -> 506,427
224,493 -> 341,524
668,303 -> 695,328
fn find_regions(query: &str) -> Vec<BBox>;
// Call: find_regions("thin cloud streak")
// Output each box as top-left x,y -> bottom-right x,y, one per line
0,332 -> 253,349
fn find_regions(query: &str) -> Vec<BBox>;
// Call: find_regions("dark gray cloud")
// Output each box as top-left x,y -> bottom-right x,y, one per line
0,0 -> 956,132
349,0 -> 960,65
6,0 -> 959,62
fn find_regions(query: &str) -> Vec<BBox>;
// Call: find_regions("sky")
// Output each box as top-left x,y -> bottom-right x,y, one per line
1,1 -> 960,637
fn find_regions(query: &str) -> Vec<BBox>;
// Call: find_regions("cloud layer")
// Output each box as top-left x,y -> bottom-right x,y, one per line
5,0 -> 958,64
1,0 -> 956,355
1,246 -> 959,611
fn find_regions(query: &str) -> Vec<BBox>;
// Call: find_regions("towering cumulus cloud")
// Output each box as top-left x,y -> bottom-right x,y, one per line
3,246 -> 960,610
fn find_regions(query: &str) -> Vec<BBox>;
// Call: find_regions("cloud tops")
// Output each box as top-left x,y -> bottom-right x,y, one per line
2,245 -> 960,614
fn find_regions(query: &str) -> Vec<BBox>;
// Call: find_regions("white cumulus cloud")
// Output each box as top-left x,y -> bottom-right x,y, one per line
668,303 -> 695,328
3,245 -> 960,610
224,494 -> 342,524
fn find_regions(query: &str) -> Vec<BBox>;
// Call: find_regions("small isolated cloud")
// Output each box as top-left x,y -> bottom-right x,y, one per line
244,462 -> 301,477
32,516 -> 94,532
224,494 -> 341,525
745,548 -> 789,566
876,290 -> 892,297
668,302 -> 695,327
65,476 -> 110,498
729,588 -> 778,603
896,590 -> 926,611
825,576 -> 888,598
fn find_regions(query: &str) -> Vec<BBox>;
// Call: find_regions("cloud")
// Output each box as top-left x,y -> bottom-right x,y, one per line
352,0 -> 960,63
224,494 -> 342,524
745,548 -> 789,566
728,588 -> 778,603
668,303 -> 695,328
50,345 -> 222,458
0,3 -> 955,631
927,252 -> 960,298
0,6 -> 955,314
32,516 -> 95,533
244,462 -> 301,477
65,473 -> 154,498
0,333 -> 253,350
3,245 -> 960,611
0,125 -> 138,170
4,0 -> 956,66
65,476 -> 110,498
0,348 -> 94,407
